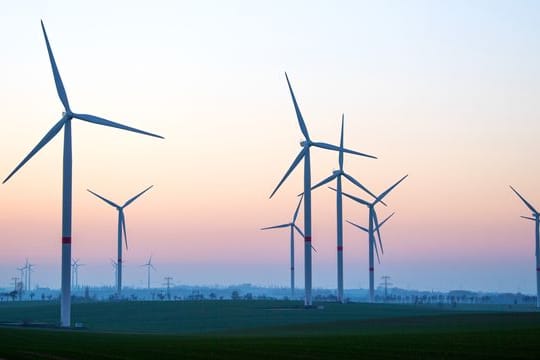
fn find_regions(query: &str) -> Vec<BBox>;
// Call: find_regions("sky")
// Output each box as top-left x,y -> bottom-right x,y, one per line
1,0 -> 540,293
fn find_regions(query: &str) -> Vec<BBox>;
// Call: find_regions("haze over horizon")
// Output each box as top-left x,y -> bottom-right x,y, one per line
1,0 -> 540,293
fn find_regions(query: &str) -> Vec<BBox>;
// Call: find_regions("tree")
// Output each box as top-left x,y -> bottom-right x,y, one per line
231,290 -> 240,300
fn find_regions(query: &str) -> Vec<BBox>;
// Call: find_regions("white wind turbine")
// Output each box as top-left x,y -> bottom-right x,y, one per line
335,174 -> 407,302
509,185 -> 540,308
88,186 -> 153,296
71,258 -> 84,289
261,195 -> 305,298
269,73 -> 376,306
17,263 -> 27,294
2,21 -> 163,327
142,256 -> 156,290
311,115 -> 379,303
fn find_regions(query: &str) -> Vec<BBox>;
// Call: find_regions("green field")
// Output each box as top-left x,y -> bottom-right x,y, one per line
0,300 -> 538,359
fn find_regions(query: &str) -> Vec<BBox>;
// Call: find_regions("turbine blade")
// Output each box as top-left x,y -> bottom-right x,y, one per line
312,173 -> 338,192
74,113 -> 164,139
373,211 -> 384,255
373,236 -> 381,264
374,175 -> 408,205
269,148 -> 305,198
312,142 -> 377,159
510,186 -> 538,214
284,72 -> 310,141
520,216 -> 536,221
121,211 -> 128,250
293,224 -> 305,238
87,189 -> 119,208
339,114 -> 344,171
124,185 -> 153,207
346,220 -> 368,233
376,212 -> 395,231
331,187 -> 371,206
41,20 -> 70,111
342,173 -> 380,203
3,117 -> 66,184
260,223 -> 291,230
311,245 -> 318,253
293,194 -> 303,222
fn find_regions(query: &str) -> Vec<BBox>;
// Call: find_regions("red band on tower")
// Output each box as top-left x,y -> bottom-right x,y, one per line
369,267 -> 374,271
62,237 -> 71,244
537,267 -> 540,272
337,246 -> 343,251
305,236 -> 311,242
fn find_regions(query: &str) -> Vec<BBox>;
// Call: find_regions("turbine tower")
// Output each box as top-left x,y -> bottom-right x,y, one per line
261,195 -> 304,297
509,185 -> 540,308
88,186 -> 153,296
311,115 -> 379,303
2,21 -> 163,327
337,174 -> 407,302
269,73 -> 376,306
142,256 -> 156,289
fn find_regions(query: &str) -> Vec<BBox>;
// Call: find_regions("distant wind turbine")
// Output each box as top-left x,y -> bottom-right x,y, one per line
336,174 -> 407,302
311,115 -> 379,303
509,185 -> 540,308
261,195 -> 305,297
2,21 -> 163,327
269,73 -> 376,306
88,186 -> 154,296
16,264 -> 26,293
142,256 -> 156,289
71,258 -> 84,289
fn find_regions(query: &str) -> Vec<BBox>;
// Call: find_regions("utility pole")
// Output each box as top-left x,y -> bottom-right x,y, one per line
379,276 -> 393,301
164,277 -> 173,300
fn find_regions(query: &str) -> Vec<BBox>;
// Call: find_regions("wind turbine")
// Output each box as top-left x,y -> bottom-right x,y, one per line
16,264 -> 26,294
141,256 -> 156,289
269,73 -> 376,306
2,21 -> 163,327
311,115 -> 379,303
261,195 -> 305,298
509,185 -> 540,308
71,259 -> 83,289
87,186 -> 153,296
336,174 -> 407,302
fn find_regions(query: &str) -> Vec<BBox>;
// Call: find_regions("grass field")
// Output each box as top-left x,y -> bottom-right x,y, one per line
0,300 -> 538,359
